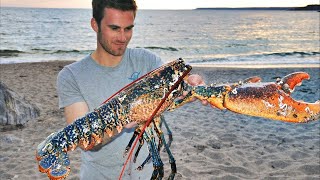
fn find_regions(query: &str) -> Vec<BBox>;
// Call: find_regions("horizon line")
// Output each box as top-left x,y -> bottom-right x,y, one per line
2,4 -> 319,10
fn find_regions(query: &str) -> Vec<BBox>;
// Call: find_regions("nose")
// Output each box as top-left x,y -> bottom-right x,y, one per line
117,30 -> 127,42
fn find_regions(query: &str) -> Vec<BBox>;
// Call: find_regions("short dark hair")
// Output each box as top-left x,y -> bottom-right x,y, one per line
92,0 -> 137,27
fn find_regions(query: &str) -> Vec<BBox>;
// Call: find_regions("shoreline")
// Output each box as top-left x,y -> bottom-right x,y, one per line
1,60 -> 319,69
191,63 -> 320,69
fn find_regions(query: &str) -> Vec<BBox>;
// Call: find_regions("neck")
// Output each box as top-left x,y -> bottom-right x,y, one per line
91,49 -> 123,67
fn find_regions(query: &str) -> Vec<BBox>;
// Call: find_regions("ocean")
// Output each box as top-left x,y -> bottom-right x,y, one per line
0,7 -> 319,66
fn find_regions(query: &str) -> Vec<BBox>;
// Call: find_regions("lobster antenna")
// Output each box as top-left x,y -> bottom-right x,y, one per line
118,67 -> 191,179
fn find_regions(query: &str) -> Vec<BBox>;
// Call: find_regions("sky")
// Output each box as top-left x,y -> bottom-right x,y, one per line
1,0 -> 319,9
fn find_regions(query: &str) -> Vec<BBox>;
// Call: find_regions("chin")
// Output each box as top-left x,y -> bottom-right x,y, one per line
113,49 -> 126,56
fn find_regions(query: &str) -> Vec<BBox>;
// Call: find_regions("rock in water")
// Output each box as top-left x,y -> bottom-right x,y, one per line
0,81 -> 40,125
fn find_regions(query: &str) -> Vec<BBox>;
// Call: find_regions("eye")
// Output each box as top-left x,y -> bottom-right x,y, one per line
125,25 -> 134,32
108,25 -> 119,31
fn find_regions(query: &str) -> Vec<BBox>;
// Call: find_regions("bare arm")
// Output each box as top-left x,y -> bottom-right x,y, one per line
64,102 -> 96,151
64,102 -> 89,125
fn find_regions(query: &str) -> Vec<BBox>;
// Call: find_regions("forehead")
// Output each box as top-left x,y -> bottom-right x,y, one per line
102,8 -> 135,25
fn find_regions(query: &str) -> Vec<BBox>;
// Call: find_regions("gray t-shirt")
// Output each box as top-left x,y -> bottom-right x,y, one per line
57,48 -> 163,179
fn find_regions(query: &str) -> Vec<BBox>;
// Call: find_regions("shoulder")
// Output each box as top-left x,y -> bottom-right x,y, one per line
57,55 -> 90,83
65,55 -> 91,72
127,47 -> 153,55
58,55 -> 90,77
126,48 -> 163,69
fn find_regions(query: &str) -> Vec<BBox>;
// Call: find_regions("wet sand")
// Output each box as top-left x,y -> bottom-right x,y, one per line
0,61 -> 319,179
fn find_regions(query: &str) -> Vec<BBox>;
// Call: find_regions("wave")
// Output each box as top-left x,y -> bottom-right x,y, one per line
0,49 -> 93,58
31,48 -> 51,52
138,46 -> 179,51
52,49 -> 93,54
54,50 -> 81,53
263,51 -> 320,57
188,51 -> 320,64
31,49 -> 85,54
0,50 -> 25,57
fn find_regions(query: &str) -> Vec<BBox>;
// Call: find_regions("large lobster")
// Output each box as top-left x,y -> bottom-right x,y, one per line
36,59 -> 319,180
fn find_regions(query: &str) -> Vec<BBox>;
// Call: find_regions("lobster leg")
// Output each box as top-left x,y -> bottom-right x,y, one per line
160,115 -> 173,149
138,117 -> 164,171
136,115 -> 177,179
144,126 -> 164,179
153,116 -> 164,152
124,129 -> 140,157
153,116 -> 176,180
124,128 -> 151,171
124,127 -> 149,165
136,151 -> 152,171
132,117 -> 170,171
133,135 -> 145,163
152,115 -> 173,152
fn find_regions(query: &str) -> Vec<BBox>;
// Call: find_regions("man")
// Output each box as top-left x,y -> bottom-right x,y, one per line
57,0 -> 207,179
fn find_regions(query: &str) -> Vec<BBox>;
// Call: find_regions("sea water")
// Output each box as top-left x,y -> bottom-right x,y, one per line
0,7 -> 319,66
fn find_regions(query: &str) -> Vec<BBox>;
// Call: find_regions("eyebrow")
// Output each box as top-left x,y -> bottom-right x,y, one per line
126,25 -> 134,29
107,24 -> 135,29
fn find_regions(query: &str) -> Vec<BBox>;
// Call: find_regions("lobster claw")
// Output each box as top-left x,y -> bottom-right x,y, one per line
278,71 -> 310,94
224,72 -> 320,123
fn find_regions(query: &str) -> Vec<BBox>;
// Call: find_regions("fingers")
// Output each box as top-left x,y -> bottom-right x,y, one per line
179,74 -> 215,108
125,122 -> 138,129
201,100 -> 208,106
182,91 -> 189,97
187,74 -> 205,86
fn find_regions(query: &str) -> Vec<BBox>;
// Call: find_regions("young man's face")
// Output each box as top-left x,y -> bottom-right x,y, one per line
96,8 -> 135,56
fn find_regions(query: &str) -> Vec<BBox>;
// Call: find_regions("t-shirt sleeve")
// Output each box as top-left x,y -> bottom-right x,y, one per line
152,55 -> 164,69
140,48 -> 164,70
56,67 -> 85,109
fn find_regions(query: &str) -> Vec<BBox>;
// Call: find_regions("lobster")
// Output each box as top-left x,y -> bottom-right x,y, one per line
36,58 -> 320,180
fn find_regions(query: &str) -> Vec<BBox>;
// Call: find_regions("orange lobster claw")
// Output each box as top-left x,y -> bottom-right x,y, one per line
224,72 -> 319,123
279,72 -> 310,94
173,72 -> 319,123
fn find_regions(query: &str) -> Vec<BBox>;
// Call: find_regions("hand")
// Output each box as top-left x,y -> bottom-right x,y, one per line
182,74 -> 209,106
125,122 -> 137,129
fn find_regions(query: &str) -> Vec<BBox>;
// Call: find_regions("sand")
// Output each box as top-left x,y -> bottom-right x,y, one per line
0,61 -> 319,180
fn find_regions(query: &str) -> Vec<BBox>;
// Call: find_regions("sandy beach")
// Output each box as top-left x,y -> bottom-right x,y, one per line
0,61 -> 319,180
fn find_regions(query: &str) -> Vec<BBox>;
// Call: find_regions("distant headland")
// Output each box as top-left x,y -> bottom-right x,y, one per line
290,4 -> 320,11
195,4 -> 320,11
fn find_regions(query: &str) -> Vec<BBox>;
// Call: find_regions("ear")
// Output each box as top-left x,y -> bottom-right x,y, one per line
91,18 -> 99,32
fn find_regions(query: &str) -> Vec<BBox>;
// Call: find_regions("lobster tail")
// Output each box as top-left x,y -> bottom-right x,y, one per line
36,130 -> 71,180
36,132 -> 57,161
48,152 -> 71,180
36,112 -> 104,179
38,151 -> 71,180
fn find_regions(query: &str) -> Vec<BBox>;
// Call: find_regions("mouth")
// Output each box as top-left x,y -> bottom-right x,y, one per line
114,44 -> 127,50
114,41 -> 127,46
